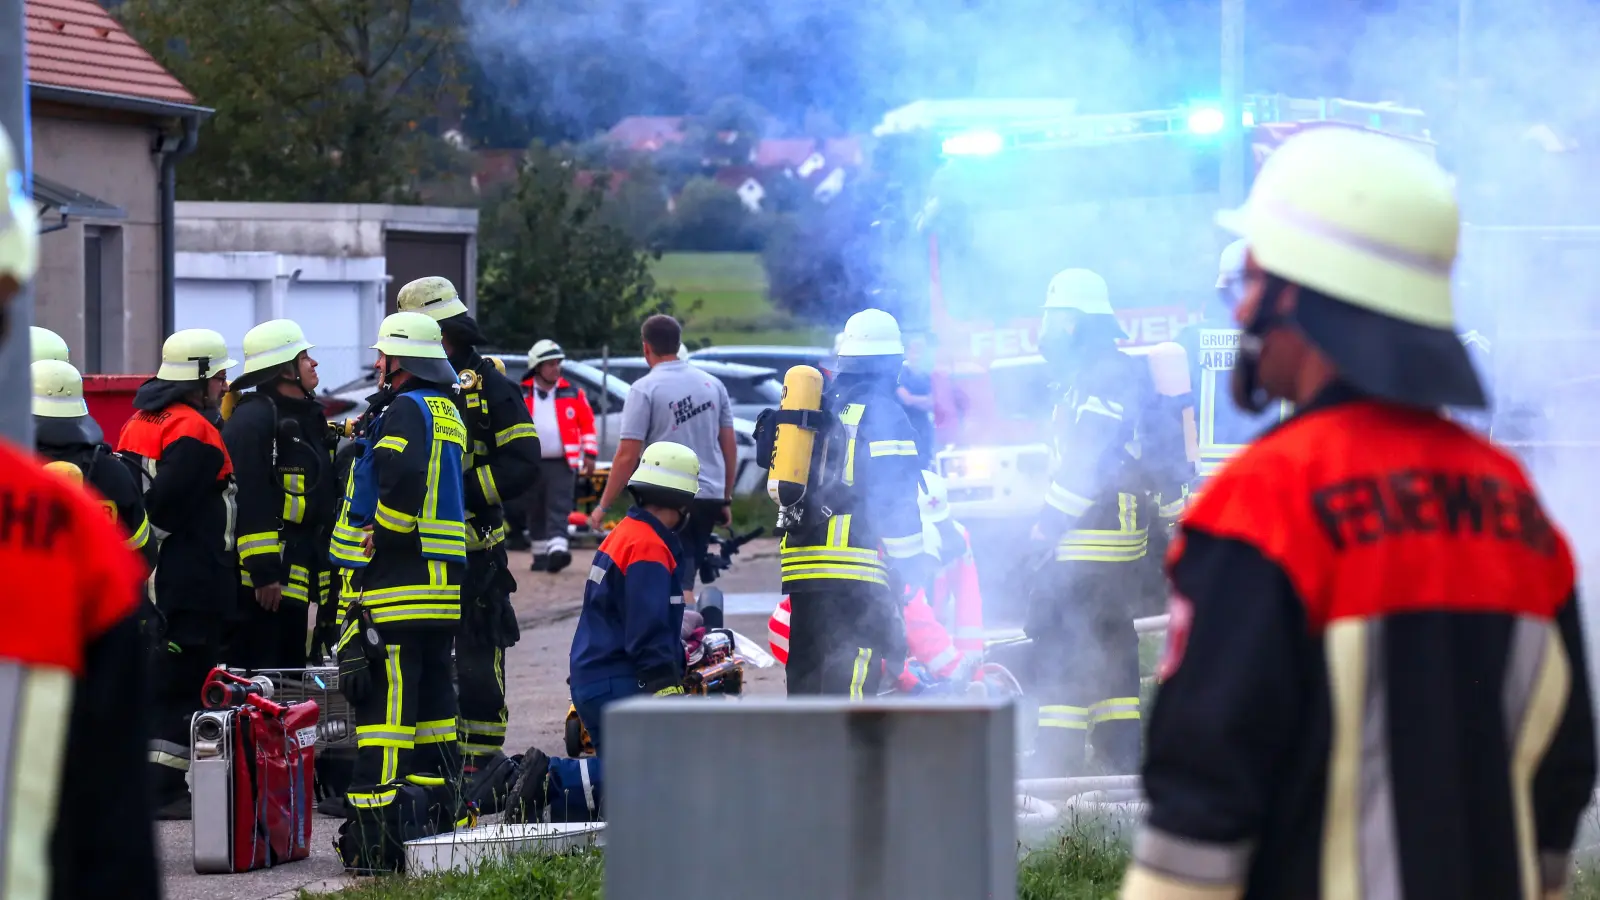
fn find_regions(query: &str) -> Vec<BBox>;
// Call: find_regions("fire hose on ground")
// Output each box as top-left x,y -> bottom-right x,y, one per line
1011,617 -> 1167,840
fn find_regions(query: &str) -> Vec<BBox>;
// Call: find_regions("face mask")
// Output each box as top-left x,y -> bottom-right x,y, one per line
1039,330 -> 1076,366
1229,280 -> 1289,415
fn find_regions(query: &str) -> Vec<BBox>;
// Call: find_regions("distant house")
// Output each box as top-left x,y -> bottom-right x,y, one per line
606,116 -> 686,152
750,136 -> 863,205
26,0 -> 211,373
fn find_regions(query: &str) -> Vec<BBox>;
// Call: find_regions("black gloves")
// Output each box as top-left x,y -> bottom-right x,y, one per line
339,634 -> 373,704
639,668 -> 684,696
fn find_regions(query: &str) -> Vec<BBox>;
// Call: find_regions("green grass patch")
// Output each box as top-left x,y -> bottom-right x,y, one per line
307,826 -> 1600,899
650,252 -> 829,348
1018,824 -> 1132,900
315,851 -> 604,899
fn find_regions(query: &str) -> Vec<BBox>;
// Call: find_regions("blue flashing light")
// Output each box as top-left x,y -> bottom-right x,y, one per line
1187,108 -> 1225,135
942,130 -> 1005,157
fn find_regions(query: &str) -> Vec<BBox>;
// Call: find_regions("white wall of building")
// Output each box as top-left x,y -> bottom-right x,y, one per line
175,252 -> 387,391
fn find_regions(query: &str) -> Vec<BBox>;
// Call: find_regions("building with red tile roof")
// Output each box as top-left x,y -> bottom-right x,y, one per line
24,0 -> 210,372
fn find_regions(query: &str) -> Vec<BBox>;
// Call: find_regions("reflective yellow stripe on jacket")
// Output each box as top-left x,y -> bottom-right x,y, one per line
337,560 -> 461,625
281,472 -> 308,524
241,563 -> 319,603
780,514 -> 887,587
1055,492 -> 1148,563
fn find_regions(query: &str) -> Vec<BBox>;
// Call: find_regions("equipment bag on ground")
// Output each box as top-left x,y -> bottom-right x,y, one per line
190,673 -> 320,874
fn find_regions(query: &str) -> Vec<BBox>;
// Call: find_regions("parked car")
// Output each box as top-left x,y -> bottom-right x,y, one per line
319,356 -> 766,495
688,344 -> 831,379
575,356 -> 782,421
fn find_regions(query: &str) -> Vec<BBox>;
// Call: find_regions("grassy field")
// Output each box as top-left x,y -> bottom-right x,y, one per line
648,252 -> 832,348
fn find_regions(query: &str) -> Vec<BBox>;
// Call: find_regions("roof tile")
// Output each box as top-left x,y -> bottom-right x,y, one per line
26,0 -> 196,106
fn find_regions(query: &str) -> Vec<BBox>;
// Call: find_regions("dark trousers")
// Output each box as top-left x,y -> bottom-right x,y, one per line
457,628 -> 507,767
225,589 -> 309,670
458,546 -> 519,766
1025,563 -> 1143,776
348,629 -> 461,793
149,612 -> 221,801
545,675 -> 643,822
680,498 -> 728,591
785,583 -> 902,697
525,458 -> 575,555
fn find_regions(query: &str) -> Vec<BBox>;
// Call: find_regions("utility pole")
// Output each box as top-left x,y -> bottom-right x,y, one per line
1221,0 -> 1247,210
0,0 -> 32,448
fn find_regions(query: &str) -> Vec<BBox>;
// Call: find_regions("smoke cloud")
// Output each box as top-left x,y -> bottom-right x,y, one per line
462,0 -> 1600,704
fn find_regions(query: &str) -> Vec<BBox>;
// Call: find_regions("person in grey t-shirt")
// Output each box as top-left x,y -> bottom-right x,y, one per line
589,315 -> 736,592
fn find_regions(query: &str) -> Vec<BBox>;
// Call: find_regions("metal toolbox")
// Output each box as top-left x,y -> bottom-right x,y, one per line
227,666 -> 355,755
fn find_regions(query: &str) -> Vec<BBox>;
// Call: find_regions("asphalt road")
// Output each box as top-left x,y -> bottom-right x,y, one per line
158,541 -> 785,899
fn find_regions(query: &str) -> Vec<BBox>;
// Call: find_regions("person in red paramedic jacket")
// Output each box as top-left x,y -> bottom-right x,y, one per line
513,339 -> 598,570
1124,128 -> 1596,900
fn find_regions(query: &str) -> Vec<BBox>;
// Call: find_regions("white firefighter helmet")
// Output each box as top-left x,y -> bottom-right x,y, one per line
233,319 -> 314,390
1216,127 -> 1454,328
30,325 -> 69,363
1043,269 -> 1113,316
628,440 -> 701,500
528,339 -> 566,366
918,470 -> 951,523
0,125 -> 39,290
372,311 -> 456,385
834,308 -> 905,372
396,276 -> 468,322
32,358 -> 89,418
1215,126 -> 1481,409
157,329 -> 236,382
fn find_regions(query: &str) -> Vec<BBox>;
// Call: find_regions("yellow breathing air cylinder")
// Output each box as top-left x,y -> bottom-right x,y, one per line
43,460 -> 85,487
220,390 -> 240,421
768,365 -> 825,521
487,356 -> 507,376
1141,341 -> 1199,464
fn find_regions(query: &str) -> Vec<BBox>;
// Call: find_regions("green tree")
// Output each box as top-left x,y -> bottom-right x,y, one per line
116,0 -> 466,202
476,142 -> 690,353
657,176 -> 763,252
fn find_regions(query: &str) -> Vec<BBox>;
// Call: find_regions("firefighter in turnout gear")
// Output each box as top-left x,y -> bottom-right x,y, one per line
1175,239 -> 1290,482
1028,268 -> 1190,777
1125,128 -> 1597,900
33,359 -> 156,570
115,328 -> 239,818
780,308 -> 925,698
330,311 -> 470,838
397,276 -> 538,771
32,325 -> 105,444
0,123 -> 160,898
221,319 -> 337,669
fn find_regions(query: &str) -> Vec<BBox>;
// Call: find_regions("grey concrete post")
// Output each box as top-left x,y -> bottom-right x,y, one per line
605,698 -> 1018,900
0,0 -> 32,448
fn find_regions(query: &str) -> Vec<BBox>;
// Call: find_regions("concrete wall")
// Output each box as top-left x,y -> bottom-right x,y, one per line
176,202 -> 480,314
174,252 -> 387,390
31,113 -> 164,373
